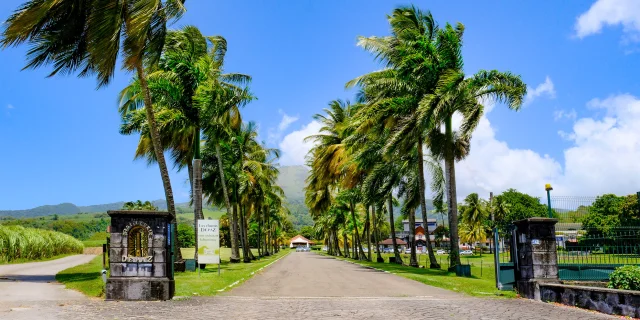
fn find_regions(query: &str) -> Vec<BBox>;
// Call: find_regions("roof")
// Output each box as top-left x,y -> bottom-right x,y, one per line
415,226 -> 426,235
289,235 -> 314,244
402,218 -> 437,223
378,238 -> 407,245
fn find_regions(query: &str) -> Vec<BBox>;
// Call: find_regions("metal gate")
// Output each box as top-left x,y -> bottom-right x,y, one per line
494,226 -> 516,290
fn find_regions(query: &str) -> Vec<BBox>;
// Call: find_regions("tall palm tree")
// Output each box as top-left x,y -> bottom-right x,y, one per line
421,68 -> 526,266
2,0 -> 187,219
346,7 -> 443,269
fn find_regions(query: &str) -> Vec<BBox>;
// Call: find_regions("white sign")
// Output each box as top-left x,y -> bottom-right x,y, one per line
197,220 -> 220,264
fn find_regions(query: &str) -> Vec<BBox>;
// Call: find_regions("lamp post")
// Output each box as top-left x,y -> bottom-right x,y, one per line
545,184 -> 553,218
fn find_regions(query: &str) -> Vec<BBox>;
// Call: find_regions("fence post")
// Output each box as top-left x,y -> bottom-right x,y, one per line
545,184 -> 553,218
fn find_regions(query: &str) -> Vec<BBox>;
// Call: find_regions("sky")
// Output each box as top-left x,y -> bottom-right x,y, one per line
1,0 -> 640,210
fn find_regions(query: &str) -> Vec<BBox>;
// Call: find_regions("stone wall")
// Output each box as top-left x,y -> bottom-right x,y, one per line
540,283 -> 640,318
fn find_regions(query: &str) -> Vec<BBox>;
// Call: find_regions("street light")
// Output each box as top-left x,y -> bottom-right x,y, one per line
545,184 -> 553,218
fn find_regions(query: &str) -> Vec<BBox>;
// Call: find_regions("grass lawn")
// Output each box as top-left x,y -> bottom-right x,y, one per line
56,247 -> 289,298
323,252 -> 516,298
56,254 -> 106,297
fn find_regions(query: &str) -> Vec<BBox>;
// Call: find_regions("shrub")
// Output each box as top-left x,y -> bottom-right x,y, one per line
0,225 -> 84,263
177,224 -> 195,248
608,265 -> 640,291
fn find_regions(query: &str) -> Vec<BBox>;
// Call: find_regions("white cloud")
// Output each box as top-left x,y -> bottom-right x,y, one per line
554,109 -> 577,121
7,104 -> 14,109
267,110 -> 300,144
575,0 -> 640,40
452,93 -> 640,198
524,77 -> 555,105
278,112 -> 299,131
278,120 -> 322,166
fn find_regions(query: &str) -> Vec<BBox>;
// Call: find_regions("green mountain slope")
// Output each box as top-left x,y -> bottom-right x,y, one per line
276,165 -> 313,228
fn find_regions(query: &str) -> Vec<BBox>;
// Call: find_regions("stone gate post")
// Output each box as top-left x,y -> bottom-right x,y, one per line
513,217 -> 561,299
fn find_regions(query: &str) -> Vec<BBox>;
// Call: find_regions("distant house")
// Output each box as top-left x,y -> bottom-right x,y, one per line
378,238 -> 407,251
289,235 -> 314,248
394,219 -> 438,250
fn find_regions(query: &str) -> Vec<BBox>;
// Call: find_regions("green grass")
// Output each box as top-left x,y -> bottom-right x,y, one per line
324,252 -> 516,298
176,209 -> 225,224
56,247 -> 289,298
175,249 -> 289,296
82,240 -> 106,247
56,255 -> 106,297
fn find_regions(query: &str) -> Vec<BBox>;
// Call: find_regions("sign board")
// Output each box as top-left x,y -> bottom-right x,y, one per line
197,220 -> 220,264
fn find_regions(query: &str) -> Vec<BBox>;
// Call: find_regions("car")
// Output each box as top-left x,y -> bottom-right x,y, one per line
460,250 -> 474,255
436,249 -> 446,255
362,247 -> 369,253
404,248 -> 411,254
383,247 -> 393,254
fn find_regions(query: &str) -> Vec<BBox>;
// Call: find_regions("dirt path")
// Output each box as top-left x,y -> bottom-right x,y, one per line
227,251 -> 460,298
0,254 -> 97,302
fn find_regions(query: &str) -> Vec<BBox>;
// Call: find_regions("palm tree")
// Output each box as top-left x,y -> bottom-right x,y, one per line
350,6 -> 526,268
422,68 -> 526,266
119,28 -> 252,263
346,7 -> 444,269
2,0 -> 187,220
461,193 -> 487,226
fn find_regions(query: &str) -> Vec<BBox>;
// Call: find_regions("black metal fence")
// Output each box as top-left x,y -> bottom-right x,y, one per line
550,195 -> 640,281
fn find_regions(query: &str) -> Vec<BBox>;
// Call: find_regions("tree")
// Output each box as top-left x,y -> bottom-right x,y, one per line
122,200 -> 158,211
300,226 -> 315,240
119,28 -> 253,263
433,225 -> 449,248
346,7 -> 445,268
494,189 -> 547,232
2,0 -> 187,220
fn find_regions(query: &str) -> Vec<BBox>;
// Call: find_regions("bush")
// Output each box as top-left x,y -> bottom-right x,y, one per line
608,265 -> 640,291
177,224 -> 195,248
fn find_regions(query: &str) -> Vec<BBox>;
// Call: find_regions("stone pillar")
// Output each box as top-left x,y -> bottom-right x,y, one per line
513,218 -> 561,299
106,210 -> 174,301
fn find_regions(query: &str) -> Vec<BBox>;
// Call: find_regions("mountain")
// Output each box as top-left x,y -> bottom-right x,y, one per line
0,200 -> 177,218
276,165 -> 313,228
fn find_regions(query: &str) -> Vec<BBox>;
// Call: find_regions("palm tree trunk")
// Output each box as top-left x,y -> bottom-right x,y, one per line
243,205 -> 256,260
135,65 -> 176,219
214,142 -> 240,263
408,202 -> 419,267
343,226 -> 350,258
135,64 -> 179,267
373,205 -> 383,262
187,161 -> 194,200
388,194 -> 402,264
239,204 -> 250,263
366,206 -> 372,261
417,137 -> 441,269
334,229 -> 342,256
193,159 -> 203,265
445,116 -> 461,268
350,202 -> 366,260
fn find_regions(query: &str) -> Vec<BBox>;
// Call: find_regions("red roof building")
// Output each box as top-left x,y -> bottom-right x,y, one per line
289,235 -> 314,248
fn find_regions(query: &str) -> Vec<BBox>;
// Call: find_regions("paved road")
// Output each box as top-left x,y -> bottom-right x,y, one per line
228,251 -> 460,298
0,252 -> 616,319
0,254 -> 96,302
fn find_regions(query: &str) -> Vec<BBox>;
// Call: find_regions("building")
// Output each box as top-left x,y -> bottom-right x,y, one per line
289,235 -> 314,248
395,218 -> 438,251
378,238 -> 407,252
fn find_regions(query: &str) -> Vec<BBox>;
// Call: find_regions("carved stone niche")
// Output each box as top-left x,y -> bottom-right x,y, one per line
106,210 -> 174,301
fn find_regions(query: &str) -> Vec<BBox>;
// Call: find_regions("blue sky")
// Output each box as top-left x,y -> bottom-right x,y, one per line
2,0 -> 640,210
